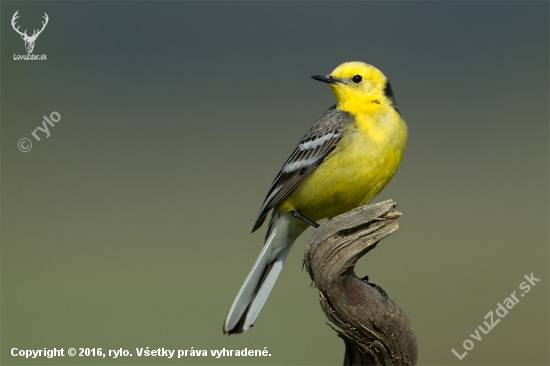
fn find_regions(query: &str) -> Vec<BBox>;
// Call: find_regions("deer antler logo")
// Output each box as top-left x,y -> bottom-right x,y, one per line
11,10 -> 49,54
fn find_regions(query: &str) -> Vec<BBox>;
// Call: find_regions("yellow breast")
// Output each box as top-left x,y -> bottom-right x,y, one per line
278,106 -> 407,220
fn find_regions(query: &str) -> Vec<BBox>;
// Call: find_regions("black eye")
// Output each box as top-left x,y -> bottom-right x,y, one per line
352,75 -> 362,83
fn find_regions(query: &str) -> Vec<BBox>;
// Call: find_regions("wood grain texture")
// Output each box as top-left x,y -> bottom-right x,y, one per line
304,200 -> 417,365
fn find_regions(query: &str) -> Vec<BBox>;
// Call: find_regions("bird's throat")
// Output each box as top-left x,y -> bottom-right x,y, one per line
331,87 -> 386,115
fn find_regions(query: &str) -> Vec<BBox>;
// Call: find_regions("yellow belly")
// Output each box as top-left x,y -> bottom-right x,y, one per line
277,110 -> 407,221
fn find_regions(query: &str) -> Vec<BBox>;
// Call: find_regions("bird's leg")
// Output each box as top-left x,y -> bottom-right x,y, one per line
361,275 -> 389,299
291,210 -> 320,228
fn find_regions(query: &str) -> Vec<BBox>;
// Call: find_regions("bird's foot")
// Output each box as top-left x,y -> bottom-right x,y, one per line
291,210 -> 320,228
361,275 -> 389,299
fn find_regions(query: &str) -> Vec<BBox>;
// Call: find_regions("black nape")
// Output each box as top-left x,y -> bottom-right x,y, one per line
383,80 -> 399,112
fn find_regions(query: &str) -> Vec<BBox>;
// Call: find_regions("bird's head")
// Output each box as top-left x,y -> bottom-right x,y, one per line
312,61 -> 396,113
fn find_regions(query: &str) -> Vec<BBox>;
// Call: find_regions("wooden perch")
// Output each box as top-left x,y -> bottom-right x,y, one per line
304,200 -> 417,366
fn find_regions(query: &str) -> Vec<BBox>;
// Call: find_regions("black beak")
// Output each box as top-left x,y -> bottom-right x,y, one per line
311,74 -> 339,84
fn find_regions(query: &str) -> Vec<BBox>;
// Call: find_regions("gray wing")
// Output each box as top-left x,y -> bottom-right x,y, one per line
252,106 -> 354,232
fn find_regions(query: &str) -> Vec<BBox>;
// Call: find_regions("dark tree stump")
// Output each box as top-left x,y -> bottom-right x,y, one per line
304,200 -> 417,366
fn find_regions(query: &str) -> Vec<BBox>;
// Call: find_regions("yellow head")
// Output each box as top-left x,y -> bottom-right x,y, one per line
311,61 -> 397,113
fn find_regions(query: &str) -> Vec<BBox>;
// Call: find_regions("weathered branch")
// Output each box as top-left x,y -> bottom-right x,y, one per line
304,200 -> 417,366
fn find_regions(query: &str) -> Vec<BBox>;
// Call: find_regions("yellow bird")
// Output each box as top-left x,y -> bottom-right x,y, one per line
224,61 -> 408,334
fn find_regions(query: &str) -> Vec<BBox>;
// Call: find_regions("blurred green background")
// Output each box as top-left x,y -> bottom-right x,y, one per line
1,2 -> 548,365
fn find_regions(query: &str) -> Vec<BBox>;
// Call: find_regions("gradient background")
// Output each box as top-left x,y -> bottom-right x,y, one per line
1,2 -> 548,365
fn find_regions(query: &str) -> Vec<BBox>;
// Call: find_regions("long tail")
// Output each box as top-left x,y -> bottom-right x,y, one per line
223,211 -> 306,334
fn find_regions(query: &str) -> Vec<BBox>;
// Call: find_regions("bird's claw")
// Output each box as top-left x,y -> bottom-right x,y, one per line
361,275 -> 389,299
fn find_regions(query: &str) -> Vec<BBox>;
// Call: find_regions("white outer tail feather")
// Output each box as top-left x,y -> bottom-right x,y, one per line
224,211 -> 306,334
241,244 -> 293,332
223,228 -> 276,332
